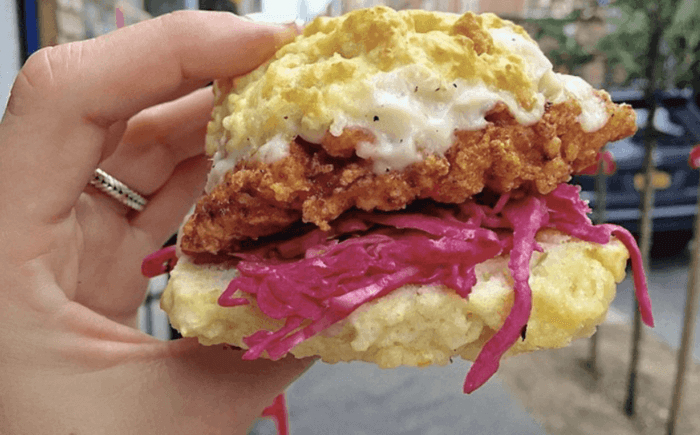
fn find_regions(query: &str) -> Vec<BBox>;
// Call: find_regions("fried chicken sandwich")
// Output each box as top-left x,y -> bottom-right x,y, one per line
143,7 -> 653,393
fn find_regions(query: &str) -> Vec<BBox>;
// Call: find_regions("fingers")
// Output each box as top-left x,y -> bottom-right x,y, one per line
0,11 -> 298,222
157,340 -> 316,433
6,11 -> 296,124
130,154 -> 211,246
21,303 -> 315,434
98,87 -> 214,196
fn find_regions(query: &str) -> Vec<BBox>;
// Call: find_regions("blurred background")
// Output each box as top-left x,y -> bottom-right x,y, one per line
2,0 -> 699,434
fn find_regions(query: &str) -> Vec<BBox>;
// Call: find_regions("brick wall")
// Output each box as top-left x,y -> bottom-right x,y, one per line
51,0 -> 611,89
480,0 -> 526,17
339,0 -> 476,13
56,0 -> 85,44
55,0 -> 151,45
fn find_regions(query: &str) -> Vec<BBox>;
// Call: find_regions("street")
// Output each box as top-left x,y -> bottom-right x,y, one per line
611,249 -> 700,360
249,248 -> 700,435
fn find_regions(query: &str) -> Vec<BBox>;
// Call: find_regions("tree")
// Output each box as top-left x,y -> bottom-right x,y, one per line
527,10 -> 595,75
597,0 -> 699,91
596,0 -> 697,420
664,0 -> 700,101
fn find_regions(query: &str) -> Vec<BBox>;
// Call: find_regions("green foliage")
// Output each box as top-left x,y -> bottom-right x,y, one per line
527,11 -> 594,74
665,0 -> 700,88
597,0 -> 700,89
597,5 -> 649,82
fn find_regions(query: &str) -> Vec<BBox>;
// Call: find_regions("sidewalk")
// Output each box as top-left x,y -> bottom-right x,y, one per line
254,357 -> 547,435
498,320 -> 700,435
251,309 -> 699,435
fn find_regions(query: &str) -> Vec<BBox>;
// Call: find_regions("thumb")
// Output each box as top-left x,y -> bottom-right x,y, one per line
150,338 -> 315,433
8,337 -> 315,434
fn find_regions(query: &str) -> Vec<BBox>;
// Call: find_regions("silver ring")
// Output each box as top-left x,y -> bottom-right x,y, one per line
89,168 -> 148,211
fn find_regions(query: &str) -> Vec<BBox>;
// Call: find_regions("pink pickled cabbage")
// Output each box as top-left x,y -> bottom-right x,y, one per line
462,196 -> 545,393
141,245 -> 178,277
141,184 -> 653,395
222,230 -> 506,360
261,393 -> 289,435
215,183 -> 653,393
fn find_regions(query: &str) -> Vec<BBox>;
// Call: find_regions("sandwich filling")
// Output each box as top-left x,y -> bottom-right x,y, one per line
143,7 -> 652,395
181,7 -> 636,256
145,185 -> 653,393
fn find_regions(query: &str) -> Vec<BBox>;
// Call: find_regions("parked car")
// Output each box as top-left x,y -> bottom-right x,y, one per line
570,89 -> 700,255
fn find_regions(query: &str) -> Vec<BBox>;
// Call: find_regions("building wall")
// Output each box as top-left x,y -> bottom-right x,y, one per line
1,0 -> 21,113
308,0 -> 607,87
55,0 -> 151,45
48,0 -> 609,95
479,0 -> 525,17
339,0 -> 478,12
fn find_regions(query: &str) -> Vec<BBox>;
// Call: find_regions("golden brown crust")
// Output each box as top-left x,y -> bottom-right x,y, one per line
180,95 -> 635,256
218,9 -> 542,154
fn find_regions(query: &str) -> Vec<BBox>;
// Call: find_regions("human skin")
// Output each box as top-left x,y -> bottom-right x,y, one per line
0,11 -> 312,434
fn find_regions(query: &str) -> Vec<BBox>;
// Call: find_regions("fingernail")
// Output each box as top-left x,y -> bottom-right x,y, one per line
273,23 -> 300,50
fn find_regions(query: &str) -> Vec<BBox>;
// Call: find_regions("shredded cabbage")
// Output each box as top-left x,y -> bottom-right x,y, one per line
261,393 -> 289,435
214,184 -> 653,393
462,196 -> 545,393
142,184 -> 653,394
141,245 -> 178,277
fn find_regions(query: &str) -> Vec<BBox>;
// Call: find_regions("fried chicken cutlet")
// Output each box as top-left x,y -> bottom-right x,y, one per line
179,7 -> 637,256
181,96 -> 635,256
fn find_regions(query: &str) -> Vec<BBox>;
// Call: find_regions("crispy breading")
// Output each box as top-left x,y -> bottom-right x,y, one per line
180,95 -> 635,256
215,8 -> 542,156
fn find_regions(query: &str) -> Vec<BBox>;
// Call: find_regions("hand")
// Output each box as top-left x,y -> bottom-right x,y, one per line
0,11 -> 311,434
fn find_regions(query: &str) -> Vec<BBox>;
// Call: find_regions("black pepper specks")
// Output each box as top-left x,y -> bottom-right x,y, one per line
453,83 -> 457,88
414,86 -> 419,92
373,115 -> 379,122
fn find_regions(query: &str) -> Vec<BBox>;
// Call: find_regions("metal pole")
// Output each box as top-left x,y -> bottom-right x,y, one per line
183,0 -> 199,9
624,112 -> 656,417
584,151 -> 608,377
624,1 -> 665,416
624,299 -> 644,416
144,282 -> 154,336
586,328 -> 599,376
666,177 -> 700,435
585,54 -> 615,377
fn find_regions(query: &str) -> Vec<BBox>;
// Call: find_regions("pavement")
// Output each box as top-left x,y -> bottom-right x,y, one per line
253,358 -> 547,435
248,259 -> 700,435
249,307 -> 699,435
496,320 -> 700,435
610,255 -> 700,361
141,255 -> 700,435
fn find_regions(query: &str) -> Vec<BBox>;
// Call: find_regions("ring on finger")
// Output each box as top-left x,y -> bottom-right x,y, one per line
89,168 -> 148,211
